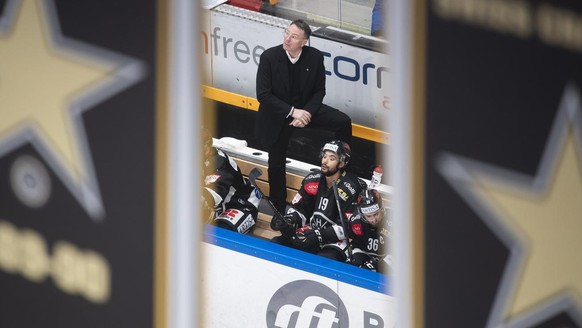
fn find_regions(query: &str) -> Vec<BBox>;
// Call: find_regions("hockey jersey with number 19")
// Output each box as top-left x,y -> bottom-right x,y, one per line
287,169 -> 364,242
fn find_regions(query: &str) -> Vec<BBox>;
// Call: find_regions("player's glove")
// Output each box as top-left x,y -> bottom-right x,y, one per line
360,260 -> 378,272
270,213 -> 301,231
283,213 -> 301,226
270,214 -> 286,231
291,226 -> 324,251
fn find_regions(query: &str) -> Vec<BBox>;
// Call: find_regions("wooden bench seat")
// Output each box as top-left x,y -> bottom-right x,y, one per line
252,212 -> 280,241
234,157 -> 305,204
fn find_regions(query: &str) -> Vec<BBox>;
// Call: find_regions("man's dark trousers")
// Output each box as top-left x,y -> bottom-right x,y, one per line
267,104 -> 352,213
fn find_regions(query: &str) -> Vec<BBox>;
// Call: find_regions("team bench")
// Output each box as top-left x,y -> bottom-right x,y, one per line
215,138 -> 392,241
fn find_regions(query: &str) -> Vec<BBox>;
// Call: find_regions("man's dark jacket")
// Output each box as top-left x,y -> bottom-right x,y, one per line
255,44 -> 326,147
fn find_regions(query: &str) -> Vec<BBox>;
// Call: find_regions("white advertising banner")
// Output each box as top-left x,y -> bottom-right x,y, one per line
201,7 -> 390,130
311,36 -> 390,128
201,228 -> 396,327
201,9 -> 213,85
203,11 -> 280,95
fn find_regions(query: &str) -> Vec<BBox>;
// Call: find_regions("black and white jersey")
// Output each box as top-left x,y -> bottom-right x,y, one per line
289,170 -> 364,232
349,209 -> 391,260
203,148 -> 261,214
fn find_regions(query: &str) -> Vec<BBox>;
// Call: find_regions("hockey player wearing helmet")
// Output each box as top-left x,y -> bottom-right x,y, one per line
271,140 -> 365,262
202,129 -> 261,234
349,189 -> 392,273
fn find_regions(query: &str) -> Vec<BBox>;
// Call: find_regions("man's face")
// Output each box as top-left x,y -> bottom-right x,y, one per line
282,23 -> 307,54
363,210 -> 383,227
321,151 -> 342,176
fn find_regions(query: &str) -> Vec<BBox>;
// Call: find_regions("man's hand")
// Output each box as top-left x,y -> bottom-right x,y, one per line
289,108 -> 311,128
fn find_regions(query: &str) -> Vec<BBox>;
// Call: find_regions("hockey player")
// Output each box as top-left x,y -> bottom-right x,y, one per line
202,129 -> 261,234
349,189 -> 392,273
271,140 -> 365,262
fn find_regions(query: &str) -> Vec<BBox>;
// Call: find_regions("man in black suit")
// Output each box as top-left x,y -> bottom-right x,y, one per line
255,19 -> 352,215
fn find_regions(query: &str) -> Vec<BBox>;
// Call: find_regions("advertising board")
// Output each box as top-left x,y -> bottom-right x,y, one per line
202,227 -> 396,327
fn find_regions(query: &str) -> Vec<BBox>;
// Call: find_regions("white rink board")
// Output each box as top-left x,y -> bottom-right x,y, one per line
204,11 -> 280,95
201,6 -> 390,130
201,227 -> 396,327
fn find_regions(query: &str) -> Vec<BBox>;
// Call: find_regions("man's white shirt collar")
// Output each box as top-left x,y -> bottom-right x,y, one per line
286,49 -> 302,64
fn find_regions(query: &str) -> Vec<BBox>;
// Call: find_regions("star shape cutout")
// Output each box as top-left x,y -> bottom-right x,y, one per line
438,84 -> 582,327
0,0 -> 145,219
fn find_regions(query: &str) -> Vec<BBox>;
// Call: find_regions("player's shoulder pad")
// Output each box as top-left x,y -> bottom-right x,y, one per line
304,170 -> 322,182
302,171 -> 321,196
338,175 -> 360,197
349,213 -> 363,224
350,217 -> 365,236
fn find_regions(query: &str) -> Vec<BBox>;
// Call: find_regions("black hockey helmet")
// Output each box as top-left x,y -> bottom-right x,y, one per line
319,140 -> 351,166
357,189 -> 383,216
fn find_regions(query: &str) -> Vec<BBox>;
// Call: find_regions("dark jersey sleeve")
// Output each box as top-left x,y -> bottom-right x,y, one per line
349,211 -> 390,260
287,171 -> 322,226
335,172 -> 365,224
349,214 -> 370,249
